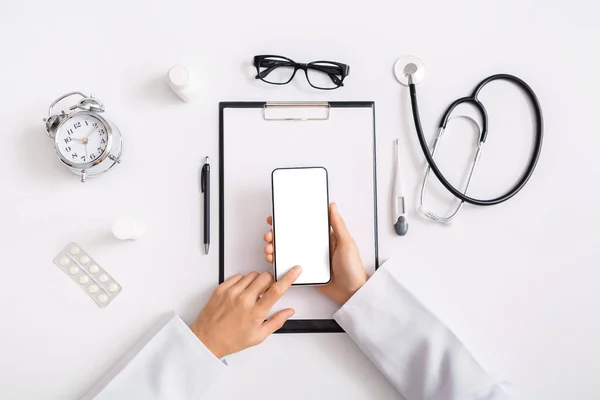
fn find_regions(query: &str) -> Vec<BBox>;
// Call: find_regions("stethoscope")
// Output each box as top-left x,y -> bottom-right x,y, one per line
394,56 -> 544,223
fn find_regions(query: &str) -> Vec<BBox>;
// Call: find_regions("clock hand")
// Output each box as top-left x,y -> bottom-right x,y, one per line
80,131 -> 95,145
84,128 -> 97,140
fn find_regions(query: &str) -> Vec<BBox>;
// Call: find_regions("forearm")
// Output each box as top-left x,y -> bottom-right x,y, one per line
83,312 -> 226,400
334,267 -> 509,400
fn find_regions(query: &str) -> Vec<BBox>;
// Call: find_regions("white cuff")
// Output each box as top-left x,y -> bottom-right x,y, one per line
334,267 -> 507,400
84,312 -> 226,400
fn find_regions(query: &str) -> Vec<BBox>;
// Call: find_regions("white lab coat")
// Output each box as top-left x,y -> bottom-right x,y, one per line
83,266 -> 510,400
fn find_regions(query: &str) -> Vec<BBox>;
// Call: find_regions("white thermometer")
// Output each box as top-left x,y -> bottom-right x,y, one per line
393,139 -> 409,236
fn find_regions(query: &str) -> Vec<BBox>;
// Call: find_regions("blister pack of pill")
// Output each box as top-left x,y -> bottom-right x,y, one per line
53,243 -> 122,308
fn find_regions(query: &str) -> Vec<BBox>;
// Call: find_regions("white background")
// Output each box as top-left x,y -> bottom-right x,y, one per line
0,1 -> 598,399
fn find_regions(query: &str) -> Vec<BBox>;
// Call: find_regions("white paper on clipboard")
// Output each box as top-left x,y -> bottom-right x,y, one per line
220,102 -> 378,326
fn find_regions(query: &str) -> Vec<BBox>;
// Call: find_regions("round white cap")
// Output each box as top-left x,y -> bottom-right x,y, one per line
168,65 -> 190,88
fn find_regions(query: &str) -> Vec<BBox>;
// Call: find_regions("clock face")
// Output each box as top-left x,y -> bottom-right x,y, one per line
56,114 -> 110,165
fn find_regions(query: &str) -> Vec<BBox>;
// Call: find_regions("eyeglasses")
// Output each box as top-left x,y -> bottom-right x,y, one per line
254,55 -> 350,90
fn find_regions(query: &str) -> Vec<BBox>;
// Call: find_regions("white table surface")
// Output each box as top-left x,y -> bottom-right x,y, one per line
1,1 -> 599,399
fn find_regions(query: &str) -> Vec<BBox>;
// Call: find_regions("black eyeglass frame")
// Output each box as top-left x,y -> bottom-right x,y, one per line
253,55 -> 350,90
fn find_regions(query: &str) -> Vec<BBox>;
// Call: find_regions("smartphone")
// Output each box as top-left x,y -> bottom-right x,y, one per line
271,167 -> 331,286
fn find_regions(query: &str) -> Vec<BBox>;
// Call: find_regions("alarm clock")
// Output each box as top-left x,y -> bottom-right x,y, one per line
44,92 -> 123,182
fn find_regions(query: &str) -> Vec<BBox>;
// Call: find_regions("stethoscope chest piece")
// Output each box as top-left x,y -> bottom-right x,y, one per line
394,56 -> 426,86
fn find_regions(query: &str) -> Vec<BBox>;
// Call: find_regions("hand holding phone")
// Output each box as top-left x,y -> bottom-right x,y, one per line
264,202 -> 368,304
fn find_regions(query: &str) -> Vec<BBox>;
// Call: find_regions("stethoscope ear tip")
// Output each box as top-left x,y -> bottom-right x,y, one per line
419,205 -> 454,225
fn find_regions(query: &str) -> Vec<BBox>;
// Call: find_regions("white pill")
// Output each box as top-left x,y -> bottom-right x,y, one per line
59,257 -> 70,266
88,285 -> 99,293
80,255 -> 90,264
69,266 -> 79,275
99,274 -> 108,283
97,294 -> 108,303
108,284 -> 119,292
79,275 -> 89,284
69,246 -> 80,255
89,265 -> 99,273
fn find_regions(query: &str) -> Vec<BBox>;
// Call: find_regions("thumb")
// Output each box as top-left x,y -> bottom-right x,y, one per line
329,227 -> 338,251
330,203 -> 350,241
262,308 -> 295,335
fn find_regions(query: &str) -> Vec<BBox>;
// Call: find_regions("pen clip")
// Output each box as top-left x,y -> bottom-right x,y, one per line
201,165 -> 206,193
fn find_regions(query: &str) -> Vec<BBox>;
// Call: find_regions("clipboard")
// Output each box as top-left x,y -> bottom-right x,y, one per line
219,101 -> 379,333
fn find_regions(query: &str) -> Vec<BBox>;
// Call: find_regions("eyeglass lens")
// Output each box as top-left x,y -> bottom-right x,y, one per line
257,57 -> 296,85
306,62 -> 344,89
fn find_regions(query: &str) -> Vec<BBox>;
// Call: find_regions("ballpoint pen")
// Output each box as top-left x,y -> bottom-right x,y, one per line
201,157 -> 210,254
393,139 -> 409,236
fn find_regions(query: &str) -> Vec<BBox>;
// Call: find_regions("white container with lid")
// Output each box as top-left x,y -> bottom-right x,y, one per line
167,65 -> 198,102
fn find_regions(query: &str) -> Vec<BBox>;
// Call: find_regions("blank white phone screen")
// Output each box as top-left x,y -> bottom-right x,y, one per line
272,167 -> 331,285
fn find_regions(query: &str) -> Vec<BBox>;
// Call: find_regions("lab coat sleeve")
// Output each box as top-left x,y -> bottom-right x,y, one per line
333,267 -> 509,400
82,312 -> 226,400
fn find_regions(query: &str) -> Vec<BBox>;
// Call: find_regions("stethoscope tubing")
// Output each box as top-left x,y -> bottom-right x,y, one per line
409,74 -> 544,206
